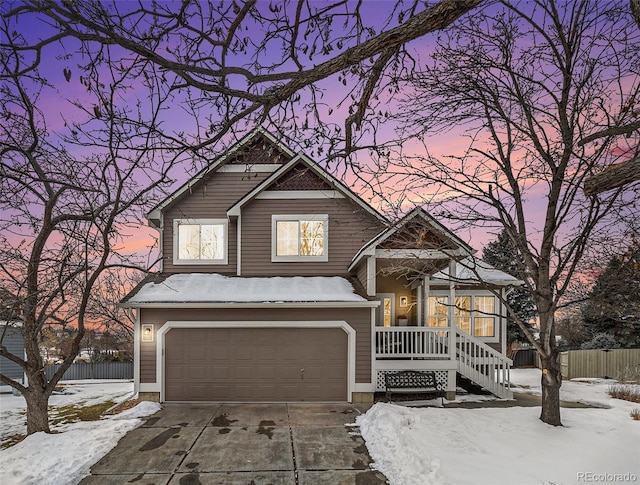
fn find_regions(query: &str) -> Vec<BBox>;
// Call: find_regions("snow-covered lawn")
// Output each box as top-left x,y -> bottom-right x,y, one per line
1,372 -> 638,485
0,380 -> 160,485
357,369 -> 640,485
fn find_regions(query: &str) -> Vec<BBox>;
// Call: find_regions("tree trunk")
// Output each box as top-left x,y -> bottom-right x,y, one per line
23,368 -> 52,435
539,350 -> 563,426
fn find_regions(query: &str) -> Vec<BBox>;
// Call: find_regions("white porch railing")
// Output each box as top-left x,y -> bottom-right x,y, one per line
375,327 -> 450,359
373,327 -> 513,399
456,329 -> 512,399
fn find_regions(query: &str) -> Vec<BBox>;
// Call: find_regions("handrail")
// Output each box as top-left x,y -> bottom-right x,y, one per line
455,329 -> 512,399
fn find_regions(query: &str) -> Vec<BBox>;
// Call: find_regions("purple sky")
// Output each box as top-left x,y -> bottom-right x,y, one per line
6,1 -> 638,262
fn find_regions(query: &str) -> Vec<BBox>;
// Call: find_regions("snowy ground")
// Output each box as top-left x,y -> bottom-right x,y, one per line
0,380 -> 160,485
1,372 -> 639,485
357,369 -> 640,485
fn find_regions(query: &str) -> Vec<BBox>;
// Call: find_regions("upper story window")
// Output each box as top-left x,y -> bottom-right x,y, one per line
427,294 -> 496,338
173,219 -> 228,265
272,214 -> 328,262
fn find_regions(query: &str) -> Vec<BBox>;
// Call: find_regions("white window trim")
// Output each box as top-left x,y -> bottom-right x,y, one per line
173,218 -> 228,265
271,214 -> 329,262
427,291 -> 499,342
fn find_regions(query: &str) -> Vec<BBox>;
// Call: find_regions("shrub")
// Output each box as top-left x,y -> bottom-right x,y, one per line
617,366 -> 640,384
630,409 -> 640,421
608,383 -> 640,403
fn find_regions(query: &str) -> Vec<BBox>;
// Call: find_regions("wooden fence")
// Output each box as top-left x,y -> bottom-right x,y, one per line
45,361 -> 133,380
560,349 -> 640,380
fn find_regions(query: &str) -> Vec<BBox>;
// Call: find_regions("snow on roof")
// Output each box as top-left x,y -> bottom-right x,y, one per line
0,320 -> 22,328
126,274 -> 367,304
431,257 -> 523,286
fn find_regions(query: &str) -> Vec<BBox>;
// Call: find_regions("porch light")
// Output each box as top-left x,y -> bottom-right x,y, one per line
142,324 -> 154,342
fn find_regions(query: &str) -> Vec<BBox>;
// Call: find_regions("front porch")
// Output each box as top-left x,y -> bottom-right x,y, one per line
372,326 -> 513,399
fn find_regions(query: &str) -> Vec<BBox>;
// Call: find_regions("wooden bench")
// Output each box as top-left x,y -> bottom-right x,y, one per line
385,370 -> 446,404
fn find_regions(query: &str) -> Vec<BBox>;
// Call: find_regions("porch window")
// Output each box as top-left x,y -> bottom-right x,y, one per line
427,296 -> 448,328
272,214 -> 328,262
427,295 -> 496,338
173,219 -> 228,265
473,296 -> 495,337
455,296 -> 471,334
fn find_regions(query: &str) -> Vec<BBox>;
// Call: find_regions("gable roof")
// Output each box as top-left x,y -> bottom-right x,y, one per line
348,207 -> 475,272
147,128 -> 295,227
227,152 -> 387,222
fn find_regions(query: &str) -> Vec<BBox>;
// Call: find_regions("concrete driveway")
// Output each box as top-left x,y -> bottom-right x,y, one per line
80,403 -> 387,484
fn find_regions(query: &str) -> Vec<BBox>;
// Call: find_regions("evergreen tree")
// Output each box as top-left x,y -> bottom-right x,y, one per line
482,230 -> 537,344
582,241 -> 640,348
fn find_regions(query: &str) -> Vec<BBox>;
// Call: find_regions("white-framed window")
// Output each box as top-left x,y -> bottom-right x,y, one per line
173,219 -> 228,265
427,294 -> 497,339
271,214 -> 328,262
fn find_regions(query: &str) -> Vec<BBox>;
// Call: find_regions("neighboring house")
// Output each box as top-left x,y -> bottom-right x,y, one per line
121,129 -> 520,403
0,321 -> 25,392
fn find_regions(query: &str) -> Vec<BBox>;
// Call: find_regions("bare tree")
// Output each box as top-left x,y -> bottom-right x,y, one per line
2,0 -> 483,162
0,21 -> 181,433
380,0 -> 639,425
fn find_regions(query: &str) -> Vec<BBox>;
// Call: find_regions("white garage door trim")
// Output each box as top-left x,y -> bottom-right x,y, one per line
156,321 -> 356,402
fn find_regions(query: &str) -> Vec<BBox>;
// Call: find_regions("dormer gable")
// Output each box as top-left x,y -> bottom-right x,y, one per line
349,207 -> 475,272
147,128 -> 294,228
266,163 -> 334,191
227,154 -> 386,223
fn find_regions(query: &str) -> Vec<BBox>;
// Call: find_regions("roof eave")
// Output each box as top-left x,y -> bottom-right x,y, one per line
119,301 -> 380,309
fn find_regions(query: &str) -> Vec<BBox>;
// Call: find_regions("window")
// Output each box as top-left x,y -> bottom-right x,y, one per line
474,296 -> 495,337
427,296 -> 449,328
427,294 -> 496,338
272,215 -> 328,262
173,219 -> 228,265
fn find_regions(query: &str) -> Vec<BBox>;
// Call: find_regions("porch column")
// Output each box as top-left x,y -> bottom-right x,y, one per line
448,259 -> 457,362
423,275 -> 430,327
501,287 -> 507,356
417,283 -> 422,326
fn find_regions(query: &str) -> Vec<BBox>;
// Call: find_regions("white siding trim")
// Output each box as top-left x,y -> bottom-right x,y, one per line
156,321 -> 357,403
256,190 -> 344,199
218,164 -> 282,173
354,383 -> 375,392
375,248 -> 468,259
133,309 -> 140,393
236,214 -> 242,276
139,383 -> 160,392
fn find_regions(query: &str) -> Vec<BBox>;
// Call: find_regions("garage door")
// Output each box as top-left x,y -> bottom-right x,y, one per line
164,327 -> 348,402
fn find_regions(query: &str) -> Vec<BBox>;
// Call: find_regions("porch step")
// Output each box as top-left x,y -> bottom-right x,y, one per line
456,373 -> 492,395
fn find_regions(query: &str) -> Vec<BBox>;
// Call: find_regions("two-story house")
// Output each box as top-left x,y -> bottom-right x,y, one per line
121,129 -> 519,403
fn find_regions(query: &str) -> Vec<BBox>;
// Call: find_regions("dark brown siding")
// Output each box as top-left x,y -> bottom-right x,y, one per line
139,307 -> 372,384
241,198 -> 383,276
162,171 -> 272,274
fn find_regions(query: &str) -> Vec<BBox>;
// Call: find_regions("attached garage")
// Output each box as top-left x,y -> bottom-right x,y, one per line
164,326 -> 348,402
